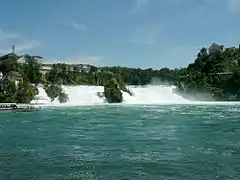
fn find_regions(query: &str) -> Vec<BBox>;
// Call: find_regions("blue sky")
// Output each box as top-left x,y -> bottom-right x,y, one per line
0,0 -> 240,68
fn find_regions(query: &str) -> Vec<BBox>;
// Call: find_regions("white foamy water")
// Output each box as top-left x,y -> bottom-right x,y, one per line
31,85 -> 240,106
122,85 -> 189,104
32,85 -> 52,104
62,85 -> 106,106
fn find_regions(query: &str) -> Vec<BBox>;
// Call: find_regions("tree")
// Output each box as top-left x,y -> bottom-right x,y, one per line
21,55 -> 42,84
176,43 -> 240,100
15,81 -> 39,103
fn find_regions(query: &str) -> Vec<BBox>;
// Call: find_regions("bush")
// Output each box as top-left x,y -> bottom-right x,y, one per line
15,82 -> 39,103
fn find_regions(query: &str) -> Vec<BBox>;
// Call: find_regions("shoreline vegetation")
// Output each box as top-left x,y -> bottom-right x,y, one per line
0,42 -> 240,103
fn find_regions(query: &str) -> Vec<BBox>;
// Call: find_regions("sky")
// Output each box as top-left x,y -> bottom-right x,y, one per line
0,0 -> 240,69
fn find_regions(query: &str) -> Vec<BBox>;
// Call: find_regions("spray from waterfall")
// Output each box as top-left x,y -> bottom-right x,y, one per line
31,84 -> 193,106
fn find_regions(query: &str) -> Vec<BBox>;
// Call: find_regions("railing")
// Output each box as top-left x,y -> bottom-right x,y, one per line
179,72 -> 234,78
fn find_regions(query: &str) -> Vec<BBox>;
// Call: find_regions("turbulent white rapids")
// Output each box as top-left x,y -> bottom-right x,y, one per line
31,85 -> 240,106
31,85 -> 191,106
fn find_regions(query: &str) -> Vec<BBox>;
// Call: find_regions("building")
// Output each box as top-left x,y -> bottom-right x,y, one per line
0,45 -> 43,64
17,55 -> 43,64
208,43 -> 224,54
4,71 -> 23,83
73,64 -> 93,73
0,45 -> 19,63
0,53 -> 19,64
39,63 -> 94,74
40,64 -> 53,80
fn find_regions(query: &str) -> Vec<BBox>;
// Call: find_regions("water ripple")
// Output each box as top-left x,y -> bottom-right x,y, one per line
1,105 -> 240,179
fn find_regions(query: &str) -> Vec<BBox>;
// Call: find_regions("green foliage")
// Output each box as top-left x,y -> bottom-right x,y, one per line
45,63 -> 179,86
177,43 -> 240,100
0,60 -> 21,74
104,77 -> 123,103
0,54 -> 42,104
0,81 -> 39,103
20,55 -> 42,84
45,63 -> 93,85
15,81 -> 39,103
44,84 -> 69,103
0,54 -> 42,84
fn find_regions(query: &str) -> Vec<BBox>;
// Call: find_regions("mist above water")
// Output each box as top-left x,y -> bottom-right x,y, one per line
31,84 -> 240,106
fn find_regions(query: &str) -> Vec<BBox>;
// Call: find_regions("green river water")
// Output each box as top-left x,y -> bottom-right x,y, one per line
0,104 -> 240,179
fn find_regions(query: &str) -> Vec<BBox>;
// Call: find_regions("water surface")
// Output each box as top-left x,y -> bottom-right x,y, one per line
0,105 -> 240,179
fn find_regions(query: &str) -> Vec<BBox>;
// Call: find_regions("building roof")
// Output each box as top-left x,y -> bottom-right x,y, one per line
32,55 -> 43,59
19,54 -> 43,59
42,63 -> 53,67
0,53 -> 19,61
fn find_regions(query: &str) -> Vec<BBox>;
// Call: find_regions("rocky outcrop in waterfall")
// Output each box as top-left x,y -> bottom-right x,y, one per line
96,72 -> 133,103
104,77 -> 123,103
44,84 -> 69,103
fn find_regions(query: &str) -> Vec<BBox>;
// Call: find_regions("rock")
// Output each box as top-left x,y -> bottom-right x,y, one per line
104,77 -> 123,103
44,84 -> 69,103
58,92 -> 69,103
96,92 -> 105,98
44,84 -> 61,102
122,87 -> 134,96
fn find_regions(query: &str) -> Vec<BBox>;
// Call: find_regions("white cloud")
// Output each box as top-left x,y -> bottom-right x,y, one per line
130,0 -> 149,15
0,28 -> 41,55
71,23 -> 87,31
0,29 -> 19,40
227,0 -> 240,13
47,55 -> 103,66
130,24 -> 163,44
